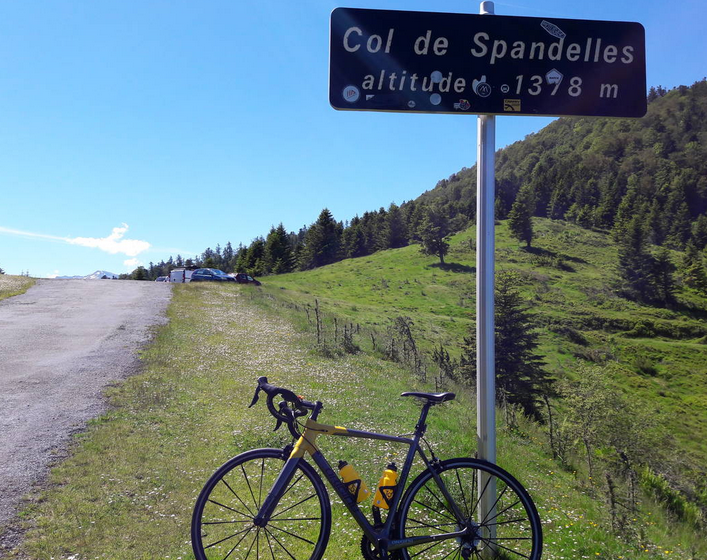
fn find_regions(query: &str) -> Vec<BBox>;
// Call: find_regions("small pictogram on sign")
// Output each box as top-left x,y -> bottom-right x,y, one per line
504,99 -> 521,112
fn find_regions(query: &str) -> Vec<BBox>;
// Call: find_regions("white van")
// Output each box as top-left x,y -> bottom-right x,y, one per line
169,268 -> 194,283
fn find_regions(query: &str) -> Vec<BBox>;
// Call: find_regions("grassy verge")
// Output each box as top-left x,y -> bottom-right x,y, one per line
0,275 -> 35,301
8,282 -> 704,559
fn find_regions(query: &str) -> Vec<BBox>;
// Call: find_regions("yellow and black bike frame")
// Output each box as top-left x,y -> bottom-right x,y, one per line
253,400 -> 469,556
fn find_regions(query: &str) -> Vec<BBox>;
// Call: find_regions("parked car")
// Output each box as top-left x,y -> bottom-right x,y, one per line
189,268 -> 237,282
231,272 -> 262,286
155,276 -> 169,282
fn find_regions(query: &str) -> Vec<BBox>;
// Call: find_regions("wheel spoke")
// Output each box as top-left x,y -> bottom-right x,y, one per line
455,467 -> 471,516
267,522 -> 316,545
411,497 -> 457,524
223,477 -> 256,517
409,539 -> 451,558
484,517 -> 528,527
208,498 -> 252,519
477,535 -> 531,559
264,526 -> 298,560
279,473 -> 305,501
204,525 -> 253,550
242,463 -> 259,510
406,517 -> 459,531
481,499 -> 522,527
263,527 -> 276,560
271,492 -> 317,519
243,528 -> 258,560
471,475 -> 493,520
203,519 -> 252,525
272,516 -> 321,522
258,457 -> 266,509
479,483 -> 510,525
416,488 -> 458,522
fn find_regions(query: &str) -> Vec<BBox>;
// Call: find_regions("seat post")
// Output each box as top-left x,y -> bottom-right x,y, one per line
414,401 -> 433,436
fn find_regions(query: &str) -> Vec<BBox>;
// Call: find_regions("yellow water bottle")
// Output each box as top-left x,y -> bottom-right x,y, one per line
338,461 -> 370,503
372,462 -> 398,509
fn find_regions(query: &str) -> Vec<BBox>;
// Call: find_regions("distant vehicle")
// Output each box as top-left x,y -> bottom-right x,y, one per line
190,268 -> 237,283
170,268 -> 195,283
155,276 -> 169,282
231,272 -> 262,286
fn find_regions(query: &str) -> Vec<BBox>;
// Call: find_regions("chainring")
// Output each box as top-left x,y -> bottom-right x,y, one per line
360,534 -> 402,560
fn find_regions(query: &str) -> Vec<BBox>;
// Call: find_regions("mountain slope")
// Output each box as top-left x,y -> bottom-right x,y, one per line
417,80 -> 707,245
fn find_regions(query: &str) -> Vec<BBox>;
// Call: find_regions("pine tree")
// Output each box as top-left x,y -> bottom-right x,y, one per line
652,247 -> 676,304
617,215 -> 656,301
342,218 -> 367,258
417,207 -> 450,264
611,174 -> 641,242
386,202 -> 408,249
508,185 -> 535,247
459,271 -> 554,420
131,266 -> 148,280
264,224 -> 294,274
680,241 -> 707,293
691,214 -> 707,249
300,208 -> 342,269
665,175 -> 692,249
222,242 -> 235,271
244,238 -> 266,276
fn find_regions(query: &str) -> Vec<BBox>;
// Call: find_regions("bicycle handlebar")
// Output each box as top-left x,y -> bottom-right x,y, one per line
249,376 -> 317,438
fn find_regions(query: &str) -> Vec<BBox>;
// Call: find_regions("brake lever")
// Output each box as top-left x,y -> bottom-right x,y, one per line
273,401 -> 295,432
249,385 -> 261,408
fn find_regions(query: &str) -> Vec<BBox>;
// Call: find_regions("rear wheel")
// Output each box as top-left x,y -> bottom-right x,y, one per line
192,448 -> 331,560
396,458 -> 542,560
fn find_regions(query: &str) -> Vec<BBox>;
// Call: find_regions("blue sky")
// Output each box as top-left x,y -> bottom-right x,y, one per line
1,0 -> 704,277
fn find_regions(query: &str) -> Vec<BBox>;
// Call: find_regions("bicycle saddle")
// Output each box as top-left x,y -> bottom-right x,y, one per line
401,391 -> 455,404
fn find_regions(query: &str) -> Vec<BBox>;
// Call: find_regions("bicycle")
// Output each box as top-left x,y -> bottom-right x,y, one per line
192,377 -> 542,560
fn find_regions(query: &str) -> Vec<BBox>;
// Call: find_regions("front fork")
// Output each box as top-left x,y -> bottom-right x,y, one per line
252,450 -> 301,526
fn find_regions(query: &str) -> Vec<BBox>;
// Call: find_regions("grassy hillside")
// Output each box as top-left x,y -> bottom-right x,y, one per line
263,218 -> 707,477
9,283 -> 705,559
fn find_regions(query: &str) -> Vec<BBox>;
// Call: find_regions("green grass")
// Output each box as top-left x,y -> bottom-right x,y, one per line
263,219 -> 707,467
0,275 -> 35,301
9,282 -> 705,559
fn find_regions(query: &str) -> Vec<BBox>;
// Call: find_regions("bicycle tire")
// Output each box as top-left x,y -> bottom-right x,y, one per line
192,448 -> 332,560
396,458 -> 542,560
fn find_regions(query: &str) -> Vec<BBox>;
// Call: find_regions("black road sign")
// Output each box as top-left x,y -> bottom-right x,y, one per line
329,8 -> 646,117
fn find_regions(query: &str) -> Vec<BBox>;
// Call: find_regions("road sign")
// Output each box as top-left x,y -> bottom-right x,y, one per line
330,7 -> 646,117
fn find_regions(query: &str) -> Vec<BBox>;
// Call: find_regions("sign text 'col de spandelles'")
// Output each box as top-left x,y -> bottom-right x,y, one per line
329,8 -> 646,117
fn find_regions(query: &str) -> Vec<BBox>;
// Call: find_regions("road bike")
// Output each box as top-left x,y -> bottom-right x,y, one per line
192,377 -> 542,560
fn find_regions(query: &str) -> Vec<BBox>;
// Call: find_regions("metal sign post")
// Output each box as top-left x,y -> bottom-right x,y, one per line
476,0 -> 497,547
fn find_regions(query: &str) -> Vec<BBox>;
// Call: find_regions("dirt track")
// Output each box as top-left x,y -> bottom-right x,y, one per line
0,279 -> 172,538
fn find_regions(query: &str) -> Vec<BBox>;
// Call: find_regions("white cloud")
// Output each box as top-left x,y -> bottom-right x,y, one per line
0,224 -> 151,257
123,258 -> 142,269
47,270 -> 60,278
68,224 -> 150,256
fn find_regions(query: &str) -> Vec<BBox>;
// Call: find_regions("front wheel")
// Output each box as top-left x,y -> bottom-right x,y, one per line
396,458 -> 542,560
192,448 -> 331,560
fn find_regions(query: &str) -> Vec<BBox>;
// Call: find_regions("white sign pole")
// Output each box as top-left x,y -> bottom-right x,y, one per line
477,0 -> 497,548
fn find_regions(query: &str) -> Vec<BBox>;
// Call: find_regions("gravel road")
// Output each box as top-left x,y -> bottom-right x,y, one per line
0,279 -> 172,535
